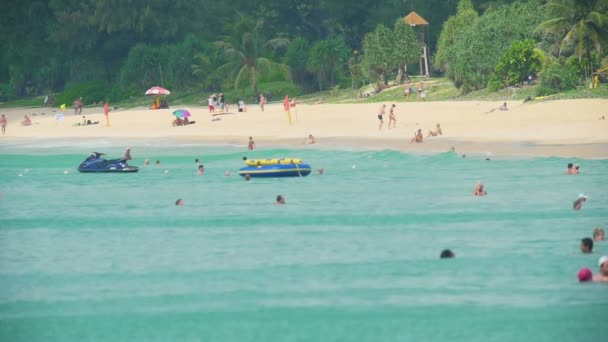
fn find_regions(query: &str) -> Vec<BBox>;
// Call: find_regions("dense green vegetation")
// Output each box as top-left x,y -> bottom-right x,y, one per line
1,0 -> 606,105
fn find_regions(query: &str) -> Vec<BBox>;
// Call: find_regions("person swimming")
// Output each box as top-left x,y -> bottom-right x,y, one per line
276,195 -> 285,205
593,228 -> 605,241
197,164 -> 205,175
473,182 -> 487,196
573,194 -> 587,211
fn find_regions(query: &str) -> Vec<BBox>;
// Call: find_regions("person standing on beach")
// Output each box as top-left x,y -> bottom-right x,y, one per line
259,94 -> 266,112
388,104 -> 397,129
208,96 -> 215,114
377,104 -> 386,130
219,93 -> 225,112
0,114 -> 6,134
74,97 -> 84,115
248,136 -> 256,150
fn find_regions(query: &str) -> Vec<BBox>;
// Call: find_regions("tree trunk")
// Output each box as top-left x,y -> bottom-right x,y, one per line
252,66 -> 258,97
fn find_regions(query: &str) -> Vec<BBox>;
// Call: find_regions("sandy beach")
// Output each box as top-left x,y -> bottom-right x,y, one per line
2,99 -> 607,158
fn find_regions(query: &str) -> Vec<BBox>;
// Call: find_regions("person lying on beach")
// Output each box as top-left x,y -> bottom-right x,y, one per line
473,182 -> 487,196
581,238 -> 594,254
594,228 -> 605,241
486,102 -> 508,113
305,134 -> 316,144
276,195 -> 285,205
573,194 -> 587,210
410,129 -> 423,143
593,256 -> 608,282
428,123 -> 442,137
21,115 -> 32,126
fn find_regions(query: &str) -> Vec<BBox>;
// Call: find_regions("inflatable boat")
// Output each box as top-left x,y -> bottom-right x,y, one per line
77,152 -> 139,173
238,158 -> 311,178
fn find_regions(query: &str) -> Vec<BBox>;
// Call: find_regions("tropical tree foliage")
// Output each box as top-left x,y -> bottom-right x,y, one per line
491,39 -> 542,89
538,0 -> 608,79
214,27 -> 291,96
307,38 -> 351,91
434,0 -> 478,73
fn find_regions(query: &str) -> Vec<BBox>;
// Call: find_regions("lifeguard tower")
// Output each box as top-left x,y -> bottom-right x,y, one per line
403,11 -> 430,77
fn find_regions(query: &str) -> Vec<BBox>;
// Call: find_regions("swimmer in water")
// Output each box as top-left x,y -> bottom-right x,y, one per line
175,198 -> 184,206
473,182 -> 487,196
593,228 -> 605,241
144,159 -> 150,166
573,194 -> 587,211
276,195 -> 285,205
197,164 -> 205,175
440,249 -> 455,258
580,238 -> 593,254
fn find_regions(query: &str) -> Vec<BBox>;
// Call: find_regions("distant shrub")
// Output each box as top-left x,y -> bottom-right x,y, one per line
224,81 -> 301,103
487,74 -> 505,92
0,83 -> 17,101
55,80 -> 108,107
537,61 -> 581,96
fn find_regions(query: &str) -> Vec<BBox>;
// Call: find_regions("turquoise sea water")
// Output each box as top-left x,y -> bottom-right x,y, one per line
1,141 -> 607,341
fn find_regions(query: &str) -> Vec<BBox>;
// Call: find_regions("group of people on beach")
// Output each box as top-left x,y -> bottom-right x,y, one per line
375,103 -> 443,144
208,93 -> 226,113
404,81 -> 426,101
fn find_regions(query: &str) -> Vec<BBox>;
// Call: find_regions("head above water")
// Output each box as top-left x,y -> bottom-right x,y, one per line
581,238 -> 593,253
175,198 -> 184,206
567,163 -> 573,169
594,228 -> 605,241
276,195 -> 285,204
599,256 -> 608,276
440,249 -> 455,259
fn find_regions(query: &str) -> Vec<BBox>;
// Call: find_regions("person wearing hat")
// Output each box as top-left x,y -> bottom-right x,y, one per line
573,194 -> 587,211
592,256 -> 608,282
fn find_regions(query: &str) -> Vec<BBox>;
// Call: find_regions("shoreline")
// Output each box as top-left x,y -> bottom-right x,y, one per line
1,98 -> 607,158
2,135 -> 607,159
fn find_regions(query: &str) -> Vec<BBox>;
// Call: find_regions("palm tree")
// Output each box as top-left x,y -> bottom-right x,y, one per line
538,0 -> 608,79
214,28 -> 291,96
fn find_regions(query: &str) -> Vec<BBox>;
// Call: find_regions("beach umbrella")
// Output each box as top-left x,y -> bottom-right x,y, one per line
283,96 -> 292,125
172,109 -> 191,118
145,86 -> 171,95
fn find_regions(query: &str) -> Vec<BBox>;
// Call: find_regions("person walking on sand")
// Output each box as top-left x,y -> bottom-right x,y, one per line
388,104 -> 397,129
417,82 -> 425,101
377,104 -> 386,130
259,94 -> 266,112
428,123 -> 443,137
248,136 -> 256,150
0,114 -> 6,134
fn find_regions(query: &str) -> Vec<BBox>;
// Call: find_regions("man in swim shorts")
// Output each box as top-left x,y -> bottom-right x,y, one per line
377,104 -> 386,130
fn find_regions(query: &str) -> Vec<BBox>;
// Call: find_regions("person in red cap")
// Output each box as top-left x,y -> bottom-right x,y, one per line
578,268 -> 592,282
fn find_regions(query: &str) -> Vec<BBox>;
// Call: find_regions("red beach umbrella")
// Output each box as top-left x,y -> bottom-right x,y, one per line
145,86 -> 171,95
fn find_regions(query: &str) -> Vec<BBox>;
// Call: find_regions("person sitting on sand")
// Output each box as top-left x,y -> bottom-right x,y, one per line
238,100 -> 246,112
440,249 -> 455,259
487,102 -> 508,113
173,117 -> 183,126
276,195 -> 285,205
573,194 -> 587,211
593,228 -> 605,241
21,115 -> 32,126
581,238 -> 594,254
428,123 -> 442,137
593,256 -> 608,282
248,136 -> 256,150
305,134 -> 316,144
473,182 -> 487,196
410,129 -> 423,143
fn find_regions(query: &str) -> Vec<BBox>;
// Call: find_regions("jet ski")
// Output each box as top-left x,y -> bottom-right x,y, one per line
77,152 -> 139,173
